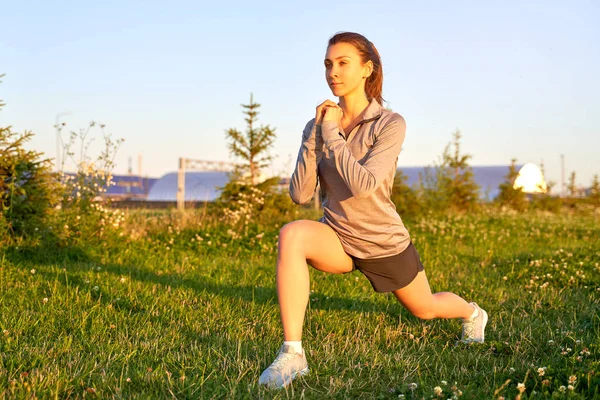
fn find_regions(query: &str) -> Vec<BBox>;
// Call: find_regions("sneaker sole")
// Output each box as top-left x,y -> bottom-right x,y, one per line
479,309 -> 489,343
471,308 -> 488,343
281,366 -> 309,388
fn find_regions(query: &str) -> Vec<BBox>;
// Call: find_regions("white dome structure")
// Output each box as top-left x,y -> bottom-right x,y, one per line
514,163 -> 547,194
147,171 -> 229,201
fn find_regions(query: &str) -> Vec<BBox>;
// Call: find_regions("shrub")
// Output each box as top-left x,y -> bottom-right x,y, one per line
218,175 -> 297,230
391,169 -> 421,219
225,94 -> 276,185
588,174 -> 600,206
0,76 -> 61,239
496,158 -> 527,211
52,121 -> 125,245
416,130 -> 480,213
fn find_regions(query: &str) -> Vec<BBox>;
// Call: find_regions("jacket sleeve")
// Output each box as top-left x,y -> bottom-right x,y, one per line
289,119 -> 324,204
320,114 -> 406,199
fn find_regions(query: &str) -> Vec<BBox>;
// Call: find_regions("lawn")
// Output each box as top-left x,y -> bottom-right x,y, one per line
1,208 -> 599,399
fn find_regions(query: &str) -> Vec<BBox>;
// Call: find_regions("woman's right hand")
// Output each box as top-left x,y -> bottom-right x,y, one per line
315,100 -> 339,126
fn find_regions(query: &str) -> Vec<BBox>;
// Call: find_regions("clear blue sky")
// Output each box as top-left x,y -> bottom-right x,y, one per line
1,0 -> 599,191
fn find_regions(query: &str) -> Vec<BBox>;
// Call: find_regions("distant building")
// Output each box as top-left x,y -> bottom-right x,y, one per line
103,175 -> 158,199
104,164 -> 541,203
513,163 -> 547,194
398,165 -> 521,200
147,171 -> 229,202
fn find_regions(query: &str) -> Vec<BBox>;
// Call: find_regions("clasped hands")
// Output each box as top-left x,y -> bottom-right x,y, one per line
313,100 -> 344,145
315,100 -> 343,129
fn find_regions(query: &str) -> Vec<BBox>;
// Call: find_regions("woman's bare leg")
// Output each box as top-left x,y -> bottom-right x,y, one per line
277,220 -> 354,341
392,270 -> 474,320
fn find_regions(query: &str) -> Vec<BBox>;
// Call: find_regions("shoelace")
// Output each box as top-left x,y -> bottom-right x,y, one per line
270,352 -> 297,370
462,319 -> 475,338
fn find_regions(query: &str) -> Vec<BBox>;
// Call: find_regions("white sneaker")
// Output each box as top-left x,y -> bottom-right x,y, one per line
259,345 -> 309,388
461,302 -> 488,343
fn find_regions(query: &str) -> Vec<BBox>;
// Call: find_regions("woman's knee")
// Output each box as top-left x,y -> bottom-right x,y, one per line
278,220 -> 309,253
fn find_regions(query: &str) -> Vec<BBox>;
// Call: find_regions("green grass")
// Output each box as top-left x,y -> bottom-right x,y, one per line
1,209 -> 599,399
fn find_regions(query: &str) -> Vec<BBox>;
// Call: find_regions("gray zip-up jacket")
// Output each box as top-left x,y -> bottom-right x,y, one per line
289,98 -> 410,259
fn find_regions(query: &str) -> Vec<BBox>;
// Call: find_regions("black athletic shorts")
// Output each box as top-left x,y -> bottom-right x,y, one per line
348,242 -> 424,293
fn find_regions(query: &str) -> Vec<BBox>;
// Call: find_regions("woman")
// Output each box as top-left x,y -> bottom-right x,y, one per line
259,32 -> 488,389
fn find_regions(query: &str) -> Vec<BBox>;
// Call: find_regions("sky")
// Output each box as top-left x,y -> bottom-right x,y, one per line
1,0 -> 599,193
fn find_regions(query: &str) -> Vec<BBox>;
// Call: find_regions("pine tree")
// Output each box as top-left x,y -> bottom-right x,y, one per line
225,94 -> 276,185
0,74 -> 61,236
391,170 -> 420,217
589,174 -> 600,205
496,158 -> 527,211
437,130 -> 480,211
567,171 -> 577,197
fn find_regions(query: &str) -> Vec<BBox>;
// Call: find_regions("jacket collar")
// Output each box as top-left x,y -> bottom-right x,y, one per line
360,98 -> 384,122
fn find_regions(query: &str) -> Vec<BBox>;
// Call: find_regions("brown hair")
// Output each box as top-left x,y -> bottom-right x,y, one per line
328,32 -> 383,104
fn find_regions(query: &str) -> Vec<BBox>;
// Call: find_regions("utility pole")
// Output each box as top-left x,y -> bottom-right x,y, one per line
177,157 -> 186,210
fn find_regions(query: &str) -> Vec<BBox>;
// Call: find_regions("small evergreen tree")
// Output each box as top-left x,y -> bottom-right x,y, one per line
567,171 -> 577,197
225,94 -> 276,185
391,170 -> 421,218
415,167 -> 442,212
530,176 -> 562,213
0,75 -> 61,236
436,129 -> 479,211
589,174 -> 600,205
446,130 -> 479,210
496,158 -> 527,211
425,130 -> 479,212
219,94 -> 291,227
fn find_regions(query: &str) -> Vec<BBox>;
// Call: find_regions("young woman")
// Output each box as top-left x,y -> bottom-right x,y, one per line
259,32 -> 488,389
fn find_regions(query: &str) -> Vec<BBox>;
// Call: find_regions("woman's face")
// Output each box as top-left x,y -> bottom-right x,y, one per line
324,42 -> 371,99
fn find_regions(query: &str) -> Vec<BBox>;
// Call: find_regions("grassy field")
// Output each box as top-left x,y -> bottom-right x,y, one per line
1,208 -> 599,399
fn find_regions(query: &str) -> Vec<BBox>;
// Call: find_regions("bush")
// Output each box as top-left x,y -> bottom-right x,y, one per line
589,174 -> 600,206
391,170 -> 421,219
0,79 -> 61,238
529,193 -> 562,213
218,175 -> 298,230
496,158 -> 527,212
52,121 -> 125,245
416,130 -> 480,213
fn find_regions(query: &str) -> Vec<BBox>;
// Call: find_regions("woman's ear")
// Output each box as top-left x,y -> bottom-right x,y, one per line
363,60 -> 374,79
